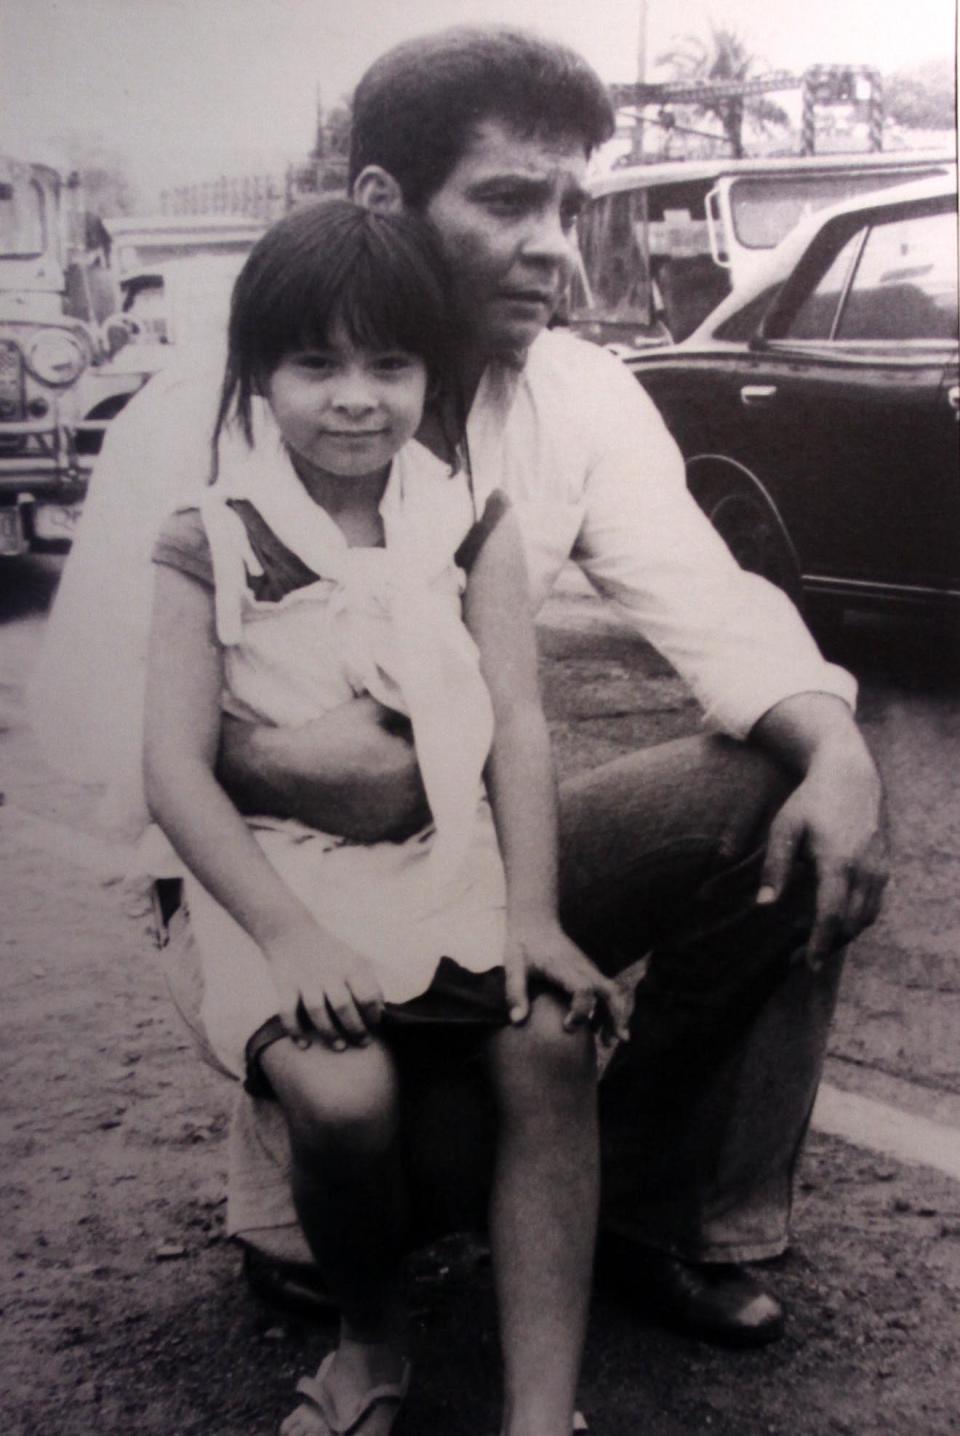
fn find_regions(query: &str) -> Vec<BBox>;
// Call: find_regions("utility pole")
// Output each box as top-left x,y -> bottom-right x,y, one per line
631,0 -> 648,162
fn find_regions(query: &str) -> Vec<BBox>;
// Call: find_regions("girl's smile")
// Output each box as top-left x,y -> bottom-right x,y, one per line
265,327 -> 428,483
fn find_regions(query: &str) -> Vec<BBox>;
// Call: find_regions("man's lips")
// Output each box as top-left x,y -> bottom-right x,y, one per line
498,288 -> 555,306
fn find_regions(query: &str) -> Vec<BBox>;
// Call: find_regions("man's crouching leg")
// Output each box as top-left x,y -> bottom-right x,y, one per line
558,733 -> 846,1347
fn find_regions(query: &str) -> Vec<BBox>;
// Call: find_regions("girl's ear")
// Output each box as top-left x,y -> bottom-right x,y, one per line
352,165 -> 405,214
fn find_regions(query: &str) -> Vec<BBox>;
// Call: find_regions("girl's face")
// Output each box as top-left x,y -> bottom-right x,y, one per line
265,325 -> 428,481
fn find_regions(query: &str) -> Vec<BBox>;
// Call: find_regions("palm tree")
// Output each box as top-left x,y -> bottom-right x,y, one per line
656,24 -> 788,158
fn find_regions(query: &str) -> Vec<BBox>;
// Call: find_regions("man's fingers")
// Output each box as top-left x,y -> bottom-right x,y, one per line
805,868 -> 849,971
758,818 -> 802,904
860,870 -> 890,932
840,865 -> 889,945
605,978 -> 635,1044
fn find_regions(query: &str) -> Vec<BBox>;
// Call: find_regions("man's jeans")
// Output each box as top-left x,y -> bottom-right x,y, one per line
558,732 -> 843,1264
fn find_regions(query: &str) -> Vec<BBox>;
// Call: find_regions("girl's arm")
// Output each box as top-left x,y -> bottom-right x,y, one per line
143,563 -> 383,1047
462,497 -> 631,1042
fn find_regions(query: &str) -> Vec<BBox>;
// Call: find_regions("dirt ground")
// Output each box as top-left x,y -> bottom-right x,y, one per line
1,557 -> 959,1435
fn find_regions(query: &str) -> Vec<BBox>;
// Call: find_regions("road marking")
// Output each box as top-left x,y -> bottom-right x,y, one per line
812,1083 -> 960,1183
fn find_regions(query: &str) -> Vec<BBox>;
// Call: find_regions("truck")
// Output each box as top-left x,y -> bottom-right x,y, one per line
0,154 -> 144,556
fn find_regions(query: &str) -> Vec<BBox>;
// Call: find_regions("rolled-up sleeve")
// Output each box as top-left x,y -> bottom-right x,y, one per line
571,353 -> 857,738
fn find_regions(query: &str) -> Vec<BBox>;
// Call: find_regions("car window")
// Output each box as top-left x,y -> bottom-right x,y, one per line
783,229 -> 865,340
728,169 -> 944,250
712,282 -> 786,341
836,209 -> 959,341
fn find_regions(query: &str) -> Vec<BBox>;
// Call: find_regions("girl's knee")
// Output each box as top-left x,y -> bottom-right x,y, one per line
494,995 -> 596,1108
265,1038 -> 400,1160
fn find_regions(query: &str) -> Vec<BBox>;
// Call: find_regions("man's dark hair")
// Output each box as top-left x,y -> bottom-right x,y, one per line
348,26 -> 615,208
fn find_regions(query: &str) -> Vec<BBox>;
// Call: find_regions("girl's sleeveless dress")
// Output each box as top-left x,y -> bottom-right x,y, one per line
149,417 -> 509,1080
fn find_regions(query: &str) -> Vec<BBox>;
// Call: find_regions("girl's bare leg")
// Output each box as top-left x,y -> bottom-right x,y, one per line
261,1037 -> 408,1436
485,995 -> 599,1436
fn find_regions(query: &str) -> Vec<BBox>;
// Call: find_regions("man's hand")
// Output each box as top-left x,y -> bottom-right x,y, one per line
504,915 -> 634,1043
217,696 -> 431,842
752,695 -> 889,970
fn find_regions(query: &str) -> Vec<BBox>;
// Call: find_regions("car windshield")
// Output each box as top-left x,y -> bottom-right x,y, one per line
0,176 -> 46,259
728,169 -> 944,250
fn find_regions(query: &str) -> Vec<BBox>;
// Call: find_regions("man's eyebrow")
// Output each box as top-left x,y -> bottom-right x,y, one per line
466,174 -> 589,206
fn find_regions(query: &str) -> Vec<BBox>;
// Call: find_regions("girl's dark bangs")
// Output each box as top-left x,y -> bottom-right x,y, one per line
315,251 -> 443,359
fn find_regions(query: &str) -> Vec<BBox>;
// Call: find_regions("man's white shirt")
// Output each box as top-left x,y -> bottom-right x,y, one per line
32,328 -> 855,789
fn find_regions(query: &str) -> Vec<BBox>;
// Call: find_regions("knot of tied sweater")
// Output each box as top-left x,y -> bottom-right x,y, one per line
201,405 -> 495,887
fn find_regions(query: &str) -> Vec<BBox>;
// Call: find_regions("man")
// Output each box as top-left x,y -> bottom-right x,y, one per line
215,25 -> 886,1344
38,25 -> 887,1348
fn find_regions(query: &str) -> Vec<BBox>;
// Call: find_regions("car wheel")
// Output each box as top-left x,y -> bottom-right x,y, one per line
702,488 -> 803,608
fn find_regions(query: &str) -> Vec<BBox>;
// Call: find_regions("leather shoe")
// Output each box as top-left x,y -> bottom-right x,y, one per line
596,1237 -> 785,1348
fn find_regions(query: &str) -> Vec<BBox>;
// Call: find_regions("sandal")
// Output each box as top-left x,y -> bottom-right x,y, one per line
292,1351 -> 411,1434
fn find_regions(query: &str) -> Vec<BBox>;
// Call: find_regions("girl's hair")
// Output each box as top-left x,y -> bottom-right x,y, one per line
212,199 -> 461,457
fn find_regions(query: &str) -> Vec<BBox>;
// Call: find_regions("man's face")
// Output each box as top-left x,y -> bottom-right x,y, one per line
423,118 -> 589,357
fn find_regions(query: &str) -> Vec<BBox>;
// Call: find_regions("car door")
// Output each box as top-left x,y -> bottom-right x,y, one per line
744,201 -> 959,596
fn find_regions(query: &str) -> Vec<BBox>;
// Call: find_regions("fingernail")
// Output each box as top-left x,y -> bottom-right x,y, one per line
333,1039 -> 346,1052
756,885 -> 776,905
294,1036 -> 311,1051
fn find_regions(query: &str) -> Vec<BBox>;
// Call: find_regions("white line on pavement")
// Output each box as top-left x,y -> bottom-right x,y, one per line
812,1083 -> 960,1183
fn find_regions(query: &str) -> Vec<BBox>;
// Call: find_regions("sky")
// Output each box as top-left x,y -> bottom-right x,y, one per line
1,0 -> 956,202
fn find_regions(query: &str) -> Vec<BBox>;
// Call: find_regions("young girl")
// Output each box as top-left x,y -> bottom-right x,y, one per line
142,200 -> 629,1436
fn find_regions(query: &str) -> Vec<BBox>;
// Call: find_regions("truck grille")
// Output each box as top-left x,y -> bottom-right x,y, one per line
0,341 -> 24,421
0,341 -> 25,453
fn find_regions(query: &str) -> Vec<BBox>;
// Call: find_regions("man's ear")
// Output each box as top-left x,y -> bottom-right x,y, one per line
352,165 -> 405,213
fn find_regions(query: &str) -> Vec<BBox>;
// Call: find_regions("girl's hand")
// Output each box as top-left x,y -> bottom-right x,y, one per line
263,921 -> 385,1050
504,916 -> 634,1044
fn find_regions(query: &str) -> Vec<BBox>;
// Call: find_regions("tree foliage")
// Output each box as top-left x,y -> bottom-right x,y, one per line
52,132 -> 139,217
884,60 -> 956,132
656,24 -> 789,158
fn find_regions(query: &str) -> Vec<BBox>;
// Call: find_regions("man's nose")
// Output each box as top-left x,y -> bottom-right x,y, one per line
520,207 -> 575,270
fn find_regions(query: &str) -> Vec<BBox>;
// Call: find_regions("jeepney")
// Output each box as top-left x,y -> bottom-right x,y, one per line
0,155 -> 143,556
571,149 -> 956,350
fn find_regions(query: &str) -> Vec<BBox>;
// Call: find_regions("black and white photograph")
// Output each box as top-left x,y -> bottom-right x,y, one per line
1,1 -> 957,1431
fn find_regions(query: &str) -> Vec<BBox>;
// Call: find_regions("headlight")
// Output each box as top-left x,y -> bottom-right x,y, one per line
25,330 -> 88,386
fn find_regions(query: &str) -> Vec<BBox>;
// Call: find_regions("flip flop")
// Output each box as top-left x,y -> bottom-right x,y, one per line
292,1351 -> 411,1434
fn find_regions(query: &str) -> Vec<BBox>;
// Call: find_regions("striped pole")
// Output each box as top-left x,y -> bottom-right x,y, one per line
868,70 -> 884,151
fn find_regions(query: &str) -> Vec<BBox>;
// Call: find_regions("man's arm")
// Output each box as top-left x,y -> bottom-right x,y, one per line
558,340 -> 887,957
749,692 -> 889,968
216,697 -> 431,843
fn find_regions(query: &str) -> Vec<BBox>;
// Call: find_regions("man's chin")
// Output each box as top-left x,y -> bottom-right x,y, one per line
481,320 -> 546,366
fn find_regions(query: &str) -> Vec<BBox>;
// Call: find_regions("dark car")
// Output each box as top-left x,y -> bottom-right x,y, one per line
624,174 -> 959,617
